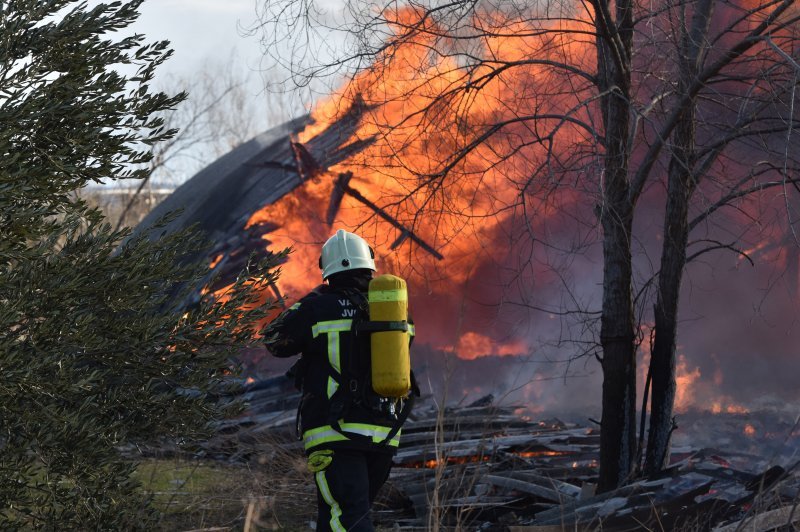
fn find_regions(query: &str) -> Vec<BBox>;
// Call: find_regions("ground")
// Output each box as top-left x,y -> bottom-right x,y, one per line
136,451 -> 315,531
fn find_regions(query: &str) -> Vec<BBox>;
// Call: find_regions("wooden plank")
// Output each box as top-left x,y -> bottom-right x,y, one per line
532,482 -> 646,524
712,505 -> 800,532
504,471 -> 582,498
483,475 -> 563,503
509,526 -> 579,532
326,171 -> 352,224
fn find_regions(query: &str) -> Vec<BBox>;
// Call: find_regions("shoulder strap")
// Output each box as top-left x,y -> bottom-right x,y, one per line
327,288 -> 419,448
376,370 -> 420,446
326,288 -> 372,442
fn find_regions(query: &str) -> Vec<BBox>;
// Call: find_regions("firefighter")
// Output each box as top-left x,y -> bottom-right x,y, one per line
264,229 -> 416,532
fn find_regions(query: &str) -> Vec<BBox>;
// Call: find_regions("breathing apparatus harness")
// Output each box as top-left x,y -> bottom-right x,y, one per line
326,287 -> 419,447
289,286 -> 418,447
290,229 -> 417,447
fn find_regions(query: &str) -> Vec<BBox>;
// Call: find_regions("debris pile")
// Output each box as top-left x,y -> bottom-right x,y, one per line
205,379 -> 800,531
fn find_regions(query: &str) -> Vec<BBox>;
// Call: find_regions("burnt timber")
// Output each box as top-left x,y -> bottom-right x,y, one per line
202,379 -> 800,531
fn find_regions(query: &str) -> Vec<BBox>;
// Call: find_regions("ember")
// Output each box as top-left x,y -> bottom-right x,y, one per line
410,455 -> 491,470
514,450 -> 571,459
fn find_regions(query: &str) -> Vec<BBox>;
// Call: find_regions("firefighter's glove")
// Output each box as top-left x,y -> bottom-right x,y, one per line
307,449 -> 334,473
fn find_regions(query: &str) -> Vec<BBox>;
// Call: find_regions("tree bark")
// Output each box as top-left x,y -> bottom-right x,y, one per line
645,0 -> 712,475
598,205 -> 637,491
645,120 -> 693,473
594,0 -> 637,493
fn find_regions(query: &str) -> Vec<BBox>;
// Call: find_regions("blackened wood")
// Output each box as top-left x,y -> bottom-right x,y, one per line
712,504 -> 800,532
483,475 -> 563,503
532,481 -> 650,524
390,231 -> 410,249
326,172 -> 353,224
504,471 -> 582,498
291,141 -> 323,181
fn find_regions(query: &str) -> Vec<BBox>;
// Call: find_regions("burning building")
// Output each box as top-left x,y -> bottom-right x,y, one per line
135,1 -> 800,419
128,2 -> 800,527
139,113 -> 544,412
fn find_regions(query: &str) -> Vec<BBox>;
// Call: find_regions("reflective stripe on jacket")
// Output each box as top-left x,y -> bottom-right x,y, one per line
303,422 -> 401,451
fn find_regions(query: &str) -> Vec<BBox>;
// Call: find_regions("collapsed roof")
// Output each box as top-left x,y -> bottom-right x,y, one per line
132,100 -> 381,292
133,96 -> 444,303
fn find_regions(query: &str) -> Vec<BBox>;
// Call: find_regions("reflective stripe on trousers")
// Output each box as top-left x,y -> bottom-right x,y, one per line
315,469 -> 346,532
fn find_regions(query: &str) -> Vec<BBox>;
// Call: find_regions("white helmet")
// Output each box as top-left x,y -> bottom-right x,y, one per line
319,229 -> 376,280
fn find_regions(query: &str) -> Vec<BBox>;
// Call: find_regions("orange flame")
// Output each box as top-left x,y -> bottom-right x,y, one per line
410,455 -> 490,469
515,450 -> 571,458
240,6 -> 603,358
675,355 -> 702,413
710,401 -> 749,415
440,332 -> 527,360
637,332 -> 752,414
407,449 -> 571,469
234,2 -> 797,419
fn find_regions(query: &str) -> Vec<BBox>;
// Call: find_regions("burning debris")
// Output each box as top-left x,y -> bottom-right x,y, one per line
127,102 -> 800,526
197,380 -> 800,531
132,91 -> 800,416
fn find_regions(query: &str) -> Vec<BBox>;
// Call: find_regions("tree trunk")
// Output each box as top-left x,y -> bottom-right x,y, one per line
645,123 -> 693,472
598,205 -> 637,491
594,0 -> 637,493
645,0 -> 712,475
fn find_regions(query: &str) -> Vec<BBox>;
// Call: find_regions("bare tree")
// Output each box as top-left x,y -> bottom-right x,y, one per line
641,0 -> 800,474
85,56 -> 301,231
255,0 -> 800,491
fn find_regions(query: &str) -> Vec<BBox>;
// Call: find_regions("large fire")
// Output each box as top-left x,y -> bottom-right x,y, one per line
226,1 -> 799,413
244,6 -> 597,356
637,333 -> 751,415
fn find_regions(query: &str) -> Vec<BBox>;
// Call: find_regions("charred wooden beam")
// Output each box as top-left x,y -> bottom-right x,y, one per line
483,475 -> 564,503
253,160 -> 298,173
713,505 -> 800,532
390,231 -> 409,249
504,471 -> 583,499
333,172 -> 444,260
326,172 -> 353,225
291,141 -> 323,181
531,482 -> 647,524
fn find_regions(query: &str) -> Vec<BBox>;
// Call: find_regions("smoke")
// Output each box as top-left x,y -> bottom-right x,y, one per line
248,0 -> 800,415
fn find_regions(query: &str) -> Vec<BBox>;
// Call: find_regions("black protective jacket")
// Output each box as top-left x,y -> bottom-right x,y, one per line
265,283 -> 414,455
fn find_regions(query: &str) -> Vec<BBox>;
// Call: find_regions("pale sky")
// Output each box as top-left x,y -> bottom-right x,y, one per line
123,0 -> 356,183
132,0 -> 348,88
135,0 -> 264,79
124,1 -> 302,184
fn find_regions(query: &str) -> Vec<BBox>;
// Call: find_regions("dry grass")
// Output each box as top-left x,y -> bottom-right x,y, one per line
247,434 -> 317,530
134,434 -> 315,531
135,458 -> 259,530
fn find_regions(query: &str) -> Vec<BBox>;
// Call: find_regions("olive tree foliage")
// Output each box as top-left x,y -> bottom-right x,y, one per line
256,0 -> 800,491
0,1 -> 280,528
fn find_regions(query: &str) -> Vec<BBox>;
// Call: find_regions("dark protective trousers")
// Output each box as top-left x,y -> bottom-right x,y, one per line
313,449 -> 394,532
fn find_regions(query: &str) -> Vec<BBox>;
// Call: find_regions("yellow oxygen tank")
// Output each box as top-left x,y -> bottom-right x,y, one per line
368,274 -> 411,397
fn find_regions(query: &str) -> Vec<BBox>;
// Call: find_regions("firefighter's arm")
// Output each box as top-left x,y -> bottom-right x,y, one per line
263,300 -> 313,358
